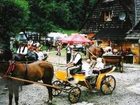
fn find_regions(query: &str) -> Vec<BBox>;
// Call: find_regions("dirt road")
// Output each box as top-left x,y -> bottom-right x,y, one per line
0,53 -> 140,105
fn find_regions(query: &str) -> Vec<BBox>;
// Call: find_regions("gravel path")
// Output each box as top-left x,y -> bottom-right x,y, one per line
0,53 -> 140,105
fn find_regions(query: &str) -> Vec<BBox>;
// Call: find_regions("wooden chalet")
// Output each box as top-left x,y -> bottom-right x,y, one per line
81,0 -> 140,64
125,21 -> 140,64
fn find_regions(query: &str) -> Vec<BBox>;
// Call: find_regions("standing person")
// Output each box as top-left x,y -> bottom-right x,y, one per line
67,48 -> 82,80
13,39 -> 19,51
56,42 -> 62,56
66,44 -> 72,63
46,38 -> 51,52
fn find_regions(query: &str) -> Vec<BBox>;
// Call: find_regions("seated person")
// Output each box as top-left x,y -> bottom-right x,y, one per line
27,45 -> 38,61
14,42 -> 28,61
82,58 -> 104,77
35,47 -> 45,61
82,59 -> 93,77
93,57 -> 104,71
103,49 -> 113,56
16,43 -> 28,55
67,48 -> 82,80
113,49 -> 119,55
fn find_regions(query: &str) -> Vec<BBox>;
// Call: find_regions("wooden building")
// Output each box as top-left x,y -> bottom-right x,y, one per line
125,21 -> 140,64
81,0 -> 140,64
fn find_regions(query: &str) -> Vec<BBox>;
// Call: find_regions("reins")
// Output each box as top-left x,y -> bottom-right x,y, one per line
87,48 -> 97,59
4,63 -> 15,76
3,75 -> 60,90
1,61 -> 60,90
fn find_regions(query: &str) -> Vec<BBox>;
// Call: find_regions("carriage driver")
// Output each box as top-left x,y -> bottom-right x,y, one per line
67,47 -> 82,81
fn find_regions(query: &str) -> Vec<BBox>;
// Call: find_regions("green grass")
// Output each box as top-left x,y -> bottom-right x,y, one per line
63,30 -> 79,35
48,47 -> 87,59
48,48 -> 66,57
54,29 -> 79,35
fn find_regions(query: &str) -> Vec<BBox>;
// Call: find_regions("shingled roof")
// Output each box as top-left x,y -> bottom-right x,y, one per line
125,21 -> 140,40
96,28 -> 128,40
98,0 -> 134,12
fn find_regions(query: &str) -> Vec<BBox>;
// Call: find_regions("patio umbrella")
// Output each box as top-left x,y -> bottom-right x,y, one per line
59,34 -> 92,44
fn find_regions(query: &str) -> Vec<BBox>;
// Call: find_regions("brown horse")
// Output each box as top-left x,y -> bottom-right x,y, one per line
87,45 -> 104,60
0,49 -> 54,105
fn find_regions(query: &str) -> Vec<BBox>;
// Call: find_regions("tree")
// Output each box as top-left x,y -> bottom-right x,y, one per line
0,0 -> 29,49
28,0 -> 70,36
28,0 -> 96,35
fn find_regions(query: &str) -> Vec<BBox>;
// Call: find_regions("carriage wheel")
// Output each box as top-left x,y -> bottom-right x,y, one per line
52,80 -> 62,96
68,87 -> 81,103
100,75 -> 116,95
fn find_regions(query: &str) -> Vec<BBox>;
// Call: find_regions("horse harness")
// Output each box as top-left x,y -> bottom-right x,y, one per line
3,61 -> 16,77
2,61 -> 29,80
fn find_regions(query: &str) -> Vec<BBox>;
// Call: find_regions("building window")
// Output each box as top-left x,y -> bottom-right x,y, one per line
101,11 -> 113,22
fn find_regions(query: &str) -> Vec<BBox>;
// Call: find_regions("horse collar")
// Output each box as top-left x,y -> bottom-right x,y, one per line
3,61 -> 15,77
24,63 -> 29,80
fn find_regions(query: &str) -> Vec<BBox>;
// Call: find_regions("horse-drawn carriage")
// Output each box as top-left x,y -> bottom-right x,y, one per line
103,55 -> 123,72
52,66 -> 116,103
0,48 -> 116,105
87,46 -> 124,73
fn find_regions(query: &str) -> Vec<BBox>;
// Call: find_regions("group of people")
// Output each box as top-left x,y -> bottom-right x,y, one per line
65,44 -> 135,80
66,44 -> 105,80
103,46 -> 133,56
14,40 -> 45,62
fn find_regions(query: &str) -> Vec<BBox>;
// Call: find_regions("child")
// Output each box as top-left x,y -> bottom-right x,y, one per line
82,59 -> 93,77
93,57 -> 104,71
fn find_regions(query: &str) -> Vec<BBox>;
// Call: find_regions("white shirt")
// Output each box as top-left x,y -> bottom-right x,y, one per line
103,51 -> 113,56
17,46 -> 28,55
70,52 -> 81,64
82,62 -> 92,76
35,42 -> 40,47
94,62 -> 104,70
94,58 -> 104,70
66,47 -> 71,53
36,51 -> 44,60
28,40 -> 33,45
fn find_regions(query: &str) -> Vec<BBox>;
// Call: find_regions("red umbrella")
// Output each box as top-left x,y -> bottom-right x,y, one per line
59,34 -> 92,44
58,37 -> 71,43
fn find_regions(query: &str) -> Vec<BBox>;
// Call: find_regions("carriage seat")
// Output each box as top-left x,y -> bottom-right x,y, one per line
76,71 -> 85,75
92,65 -> 113,74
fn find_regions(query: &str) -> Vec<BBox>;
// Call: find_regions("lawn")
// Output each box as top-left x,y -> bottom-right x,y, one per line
47,47 -> 87,60
54,29 -> 79,35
